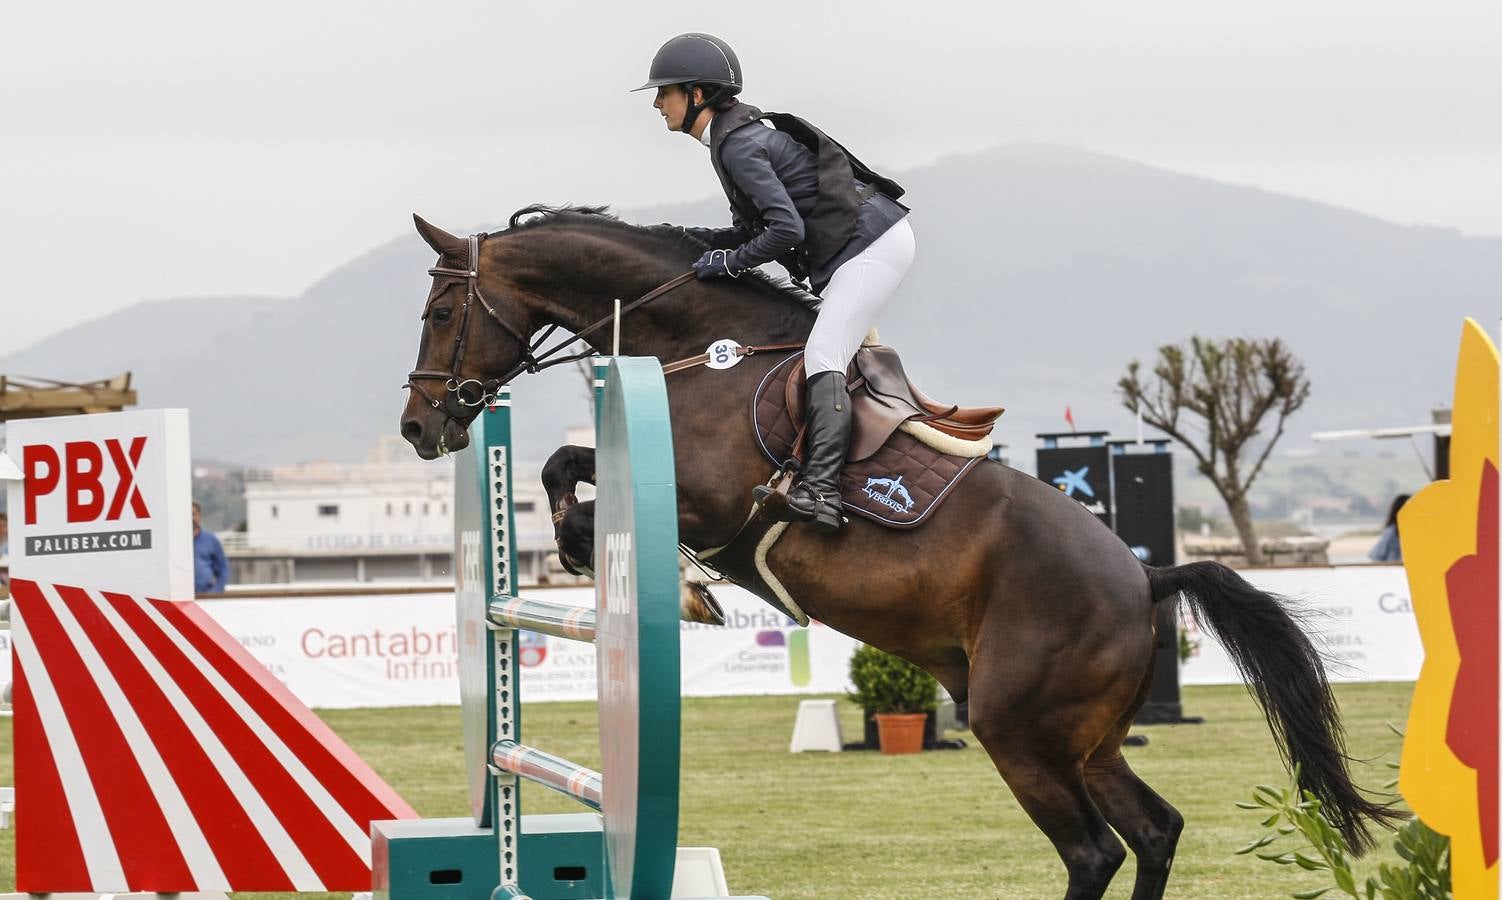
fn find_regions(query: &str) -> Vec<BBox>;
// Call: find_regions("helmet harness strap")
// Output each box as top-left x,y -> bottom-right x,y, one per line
679,82 -> 727,135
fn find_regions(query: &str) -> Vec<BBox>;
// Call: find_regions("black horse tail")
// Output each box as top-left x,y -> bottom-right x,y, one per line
1145,560 -> 1407,854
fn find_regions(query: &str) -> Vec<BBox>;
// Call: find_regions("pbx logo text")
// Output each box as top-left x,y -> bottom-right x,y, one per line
23,437 -> 150,524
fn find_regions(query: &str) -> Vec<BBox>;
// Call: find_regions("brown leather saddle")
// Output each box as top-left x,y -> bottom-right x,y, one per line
753,347 -> 1005,528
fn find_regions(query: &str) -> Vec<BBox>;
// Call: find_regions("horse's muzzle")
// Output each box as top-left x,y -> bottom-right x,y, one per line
400,413 -> 471,459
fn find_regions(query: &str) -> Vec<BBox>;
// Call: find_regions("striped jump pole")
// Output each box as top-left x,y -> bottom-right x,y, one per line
488,595 -> 596,643
491,742 -> 604,812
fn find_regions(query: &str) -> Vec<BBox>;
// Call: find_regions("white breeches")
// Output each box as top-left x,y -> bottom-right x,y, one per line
804,217 -> 916,377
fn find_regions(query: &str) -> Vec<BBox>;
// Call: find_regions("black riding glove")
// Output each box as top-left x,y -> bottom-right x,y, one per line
692,249 -> 741,280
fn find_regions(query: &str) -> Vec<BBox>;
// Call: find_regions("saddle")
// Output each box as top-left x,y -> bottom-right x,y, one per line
752,347 -> 1005,528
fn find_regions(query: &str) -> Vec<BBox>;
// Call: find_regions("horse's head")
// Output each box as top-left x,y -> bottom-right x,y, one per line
400,215 -> 535,459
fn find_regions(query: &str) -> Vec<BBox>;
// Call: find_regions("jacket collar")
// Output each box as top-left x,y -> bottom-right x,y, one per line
706,101 -> 763,158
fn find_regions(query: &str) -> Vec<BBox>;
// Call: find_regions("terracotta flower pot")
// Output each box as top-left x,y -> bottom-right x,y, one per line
874,712 -> 927,755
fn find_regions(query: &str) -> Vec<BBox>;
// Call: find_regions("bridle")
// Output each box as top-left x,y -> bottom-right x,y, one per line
405,233 -> 534,413
404,232 -> 697,423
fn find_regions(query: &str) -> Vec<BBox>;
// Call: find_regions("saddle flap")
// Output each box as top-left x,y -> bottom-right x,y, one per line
849,387 -> 922,462
854,345 -> 1006,432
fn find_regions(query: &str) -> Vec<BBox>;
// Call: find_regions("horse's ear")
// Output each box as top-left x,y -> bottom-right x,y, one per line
413,214 -> 464,256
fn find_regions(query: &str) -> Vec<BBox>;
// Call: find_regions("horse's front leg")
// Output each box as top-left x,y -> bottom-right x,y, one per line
542,445 -> 595,527
543,444 -> 723,625
543,445 -> 596,575
554,501 -> 595,576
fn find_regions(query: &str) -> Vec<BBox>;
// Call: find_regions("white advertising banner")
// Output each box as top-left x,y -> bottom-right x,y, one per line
205,591 -> 460,708
198,564 -> 1421,709
204,585 -> 862,709
1180,564 -> 1420,685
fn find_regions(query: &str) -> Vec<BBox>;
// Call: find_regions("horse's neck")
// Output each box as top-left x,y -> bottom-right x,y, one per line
515,229 -> 813,361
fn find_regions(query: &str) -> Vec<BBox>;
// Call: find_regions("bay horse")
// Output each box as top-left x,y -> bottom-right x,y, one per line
398,206 -> 1398,899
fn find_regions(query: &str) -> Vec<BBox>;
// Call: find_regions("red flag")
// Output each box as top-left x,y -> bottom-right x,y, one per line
1064,405 -> 1076,432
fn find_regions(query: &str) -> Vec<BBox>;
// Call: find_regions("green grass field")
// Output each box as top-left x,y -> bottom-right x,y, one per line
0,682 -> 1416,899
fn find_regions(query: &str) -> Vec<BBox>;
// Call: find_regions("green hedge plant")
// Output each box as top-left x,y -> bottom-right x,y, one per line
1237,766 -> 1449,899
847,644 -> 939,715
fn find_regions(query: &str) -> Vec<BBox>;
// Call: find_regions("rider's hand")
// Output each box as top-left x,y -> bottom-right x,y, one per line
692,249 -> 740,280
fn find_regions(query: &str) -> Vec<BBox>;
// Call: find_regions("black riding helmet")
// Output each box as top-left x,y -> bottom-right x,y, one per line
632,33 -> 742,133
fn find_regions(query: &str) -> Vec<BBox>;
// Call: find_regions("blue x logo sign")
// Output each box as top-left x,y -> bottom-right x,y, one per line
1053,466 -> 1094,498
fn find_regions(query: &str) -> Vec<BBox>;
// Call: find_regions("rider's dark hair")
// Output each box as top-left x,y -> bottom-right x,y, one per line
693,84 -> 738,110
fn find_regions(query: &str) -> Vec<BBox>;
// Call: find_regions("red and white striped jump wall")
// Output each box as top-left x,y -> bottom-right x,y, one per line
9,578 -> 417,893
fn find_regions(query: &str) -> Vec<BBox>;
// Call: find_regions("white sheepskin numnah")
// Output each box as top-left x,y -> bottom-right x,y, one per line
898,420 -> 992,458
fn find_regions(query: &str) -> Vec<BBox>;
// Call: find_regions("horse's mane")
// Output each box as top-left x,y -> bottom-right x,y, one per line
502,204 -> 821,313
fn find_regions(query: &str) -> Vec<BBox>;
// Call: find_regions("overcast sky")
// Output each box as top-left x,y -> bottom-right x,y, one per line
3,0 -> 1498,356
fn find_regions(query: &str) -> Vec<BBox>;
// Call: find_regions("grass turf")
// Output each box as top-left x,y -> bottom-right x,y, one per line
0,682 -> 1415,898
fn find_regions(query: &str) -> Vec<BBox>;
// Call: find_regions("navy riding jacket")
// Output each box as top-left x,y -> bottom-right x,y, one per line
685,103 -> 907,293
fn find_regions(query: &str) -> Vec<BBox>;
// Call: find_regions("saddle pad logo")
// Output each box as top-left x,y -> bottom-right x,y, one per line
862,475 -> 915,513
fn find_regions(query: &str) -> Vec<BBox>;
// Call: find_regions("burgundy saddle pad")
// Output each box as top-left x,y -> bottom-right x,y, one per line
752,351 -> 984,529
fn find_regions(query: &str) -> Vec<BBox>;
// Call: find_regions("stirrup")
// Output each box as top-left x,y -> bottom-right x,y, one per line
752,488 -> 816,524
788,484 -> 847,532
752,468 -> 797,510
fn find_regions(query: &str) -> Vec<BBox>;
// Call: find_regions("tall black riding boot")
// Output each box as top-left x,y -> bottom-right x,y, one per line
785,370 -> 852,531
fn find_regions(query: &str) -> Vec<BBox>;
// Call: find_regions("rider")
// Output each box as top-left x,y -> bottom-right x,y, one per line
634,32 -> 915,532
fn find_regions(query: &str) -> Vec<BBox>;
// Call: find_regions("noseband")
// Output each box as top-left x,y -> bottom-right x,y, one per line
405,231 -> 698,435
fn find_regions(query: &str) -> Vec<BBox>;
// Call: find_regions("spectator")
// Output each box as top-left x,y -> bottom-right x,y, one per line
193,501 -> 229,593
1369,494 -> 1410,563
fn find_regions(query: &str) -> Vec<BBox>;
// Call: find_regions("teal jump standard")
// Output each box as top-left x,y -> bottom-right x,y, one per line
372,357 -> 768,900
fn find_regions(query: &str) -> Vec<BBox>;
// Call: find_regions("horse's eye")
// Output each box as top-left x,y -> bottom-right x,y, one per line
432,307 -> 453,324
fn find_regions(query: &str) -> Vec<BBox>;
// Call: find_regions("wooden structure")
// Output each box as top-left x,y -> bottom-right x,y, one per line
0,373 -> 136,421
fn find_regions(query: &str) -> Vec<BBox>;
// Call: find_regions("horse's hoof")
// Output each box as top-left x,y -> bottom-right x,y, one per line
681,582 -> 726,626
558,552 -> 593,578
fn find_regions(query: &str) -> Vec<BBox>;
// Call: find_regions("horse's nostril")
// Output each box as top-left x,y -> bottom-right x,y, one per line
401,419 -> 424,444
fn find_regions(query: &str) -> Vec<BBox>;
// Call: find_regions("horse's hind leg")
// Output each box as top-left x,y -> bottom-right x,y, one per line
971,729 -> 1126,898
968,692 -> 1126,898
1084,743 -> 1183,900
1082,646 -> 1184,899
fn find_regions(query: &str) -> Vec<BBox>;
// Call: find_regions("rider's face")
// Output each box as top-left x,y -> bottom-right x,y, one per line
653,84 -> 699,133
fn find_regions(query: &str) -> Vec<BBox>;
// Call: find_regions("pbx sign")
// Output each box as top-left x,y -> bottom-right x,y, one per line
6,409 -> 193,599
24,437 -> 150,525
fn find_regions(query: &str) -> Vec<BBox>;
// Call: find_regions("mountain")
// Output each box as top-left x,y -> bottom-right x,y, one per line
4,143 -> 1498,468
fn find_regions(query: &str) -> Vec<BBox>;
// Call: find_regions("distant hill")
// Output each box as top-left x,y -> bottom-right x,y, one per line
4,143 -> 1498,471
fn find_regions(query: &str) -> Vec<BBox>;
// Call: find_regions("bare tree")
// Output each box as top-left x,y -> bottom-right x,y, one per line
1118,337 -> 1311,566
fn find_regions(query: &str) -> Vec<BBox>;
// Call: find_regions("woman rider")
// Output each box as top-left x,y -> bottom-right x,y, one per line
633,32 -> 915,532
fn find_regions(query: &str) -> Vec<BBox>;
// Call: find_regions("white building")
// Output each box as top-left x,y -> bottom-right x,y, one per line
225,437 -> 578,586
241,460 -> 453,556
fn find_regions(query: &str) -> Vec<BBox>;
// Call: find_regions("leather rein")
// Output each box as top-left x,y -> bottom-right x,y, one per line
404,231 -> 696,415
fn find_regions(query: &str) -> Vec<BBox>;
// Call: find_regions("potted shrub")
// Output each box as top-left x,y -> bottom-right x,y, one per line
848,644 -> 939,755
